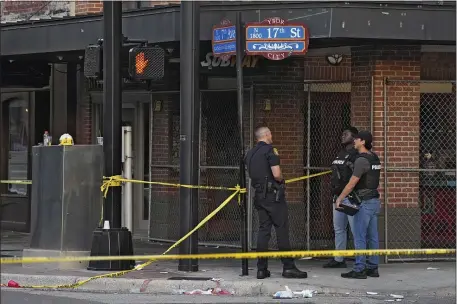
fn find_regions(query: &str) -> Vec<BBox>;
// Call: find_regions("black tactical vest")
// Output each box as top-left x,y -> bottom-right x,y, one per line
354,152 -> 381,199
330,147 -> 358,195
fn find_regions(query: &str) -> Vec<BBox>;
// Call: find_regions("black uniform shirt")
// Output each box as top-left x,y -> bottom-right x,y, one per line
245,141 -> 280,186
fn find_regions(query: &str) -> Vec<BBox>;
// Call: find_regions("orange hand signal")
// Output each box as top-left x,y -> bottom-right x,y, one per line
135,52 -> 149,74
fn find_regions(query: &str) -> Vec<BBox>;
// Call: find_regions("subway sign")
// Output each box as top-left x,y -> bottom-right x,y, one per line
200,52 -> 261,69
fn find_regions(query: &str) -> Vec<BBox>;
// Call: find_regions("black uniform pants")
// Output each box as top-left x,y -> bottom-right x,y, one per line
254,192 -> 295,270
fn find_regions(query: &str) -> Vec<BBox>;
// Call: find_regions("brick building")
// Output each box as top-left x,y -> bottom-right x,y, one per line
1,1 -> 455,259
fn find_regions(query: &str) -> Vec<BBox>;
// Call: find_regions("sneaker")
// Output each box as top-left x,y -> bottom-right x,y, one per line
365,268 -> 380,278
323,259 -> 347,268
341,270 -> 367,279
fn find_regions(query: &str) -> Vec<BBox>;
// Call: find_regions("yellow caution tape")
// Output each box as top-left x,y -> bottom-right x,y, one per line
100,171 -> 332,198
0,180 -> 32,185
2,248 -> 455,265
1,171 -> 332,289
1,190 -> 241,289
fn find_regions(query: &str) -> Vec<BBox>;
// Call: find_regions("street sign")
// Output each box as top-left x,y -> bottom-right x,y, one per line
212,19 -> 236,61
245,17 -> 309,61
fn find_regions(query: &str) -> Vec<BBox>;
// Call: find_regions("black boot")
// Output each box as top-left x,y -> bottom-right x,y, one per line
282,267 -> 307,279
341,270 -> 367,279
365,268 -> 380,278
323,259 -> 347,268
257,269 -> 271,279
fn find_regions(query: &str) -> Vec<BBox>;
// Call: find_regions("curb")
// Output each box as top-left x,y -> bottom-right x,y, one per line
1,273 -> 455,297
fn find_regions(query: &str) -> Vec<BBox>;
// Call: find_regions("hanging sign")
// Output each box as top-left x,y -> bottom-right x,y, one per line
212,19 -> 236,61
245,17 -> 309,61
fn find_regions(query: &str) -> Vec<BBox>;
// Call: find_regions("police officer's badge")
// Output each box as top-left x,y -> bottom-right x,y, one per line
273,148 -> 279,156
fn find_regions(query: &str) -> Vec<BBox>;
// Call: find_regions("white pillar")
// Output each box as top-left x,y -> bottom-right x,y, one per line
122,126 -> 133,233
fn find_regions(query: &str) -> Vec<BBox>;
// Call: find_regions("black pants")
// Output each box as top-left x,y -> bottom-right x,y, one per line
254,192 -> 295,270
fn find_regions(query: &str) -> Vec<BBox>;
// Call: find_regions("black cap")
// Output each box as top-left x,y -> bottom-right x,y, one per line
355,130 -> 373,149
345,126 -> 359,135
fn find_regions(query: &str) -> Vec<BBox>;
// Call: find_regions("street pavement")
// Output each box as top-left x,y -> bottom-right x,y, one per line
2,289 -> 457,304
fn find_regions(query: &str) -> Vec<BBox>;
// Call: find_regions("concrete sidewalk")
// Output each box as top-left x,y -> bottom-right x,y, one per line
1,259 -> 455,298
1,230 -> 456,299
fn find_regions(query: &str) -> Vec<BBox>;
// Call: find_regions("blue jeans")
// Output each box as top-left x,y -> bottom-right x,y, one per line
333,203 -> 354,262
349,197 -> 381,272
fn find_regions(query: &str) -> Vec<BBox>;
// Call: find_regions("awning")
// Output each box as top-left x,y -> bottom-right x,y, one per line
1,2 -> 455,56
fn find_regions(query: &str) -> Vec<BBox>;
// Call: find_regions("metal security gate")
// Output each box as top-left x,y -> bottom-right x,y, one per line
148,88 -> 254,248
384,79 -> 456,262
250,80 -> 373,251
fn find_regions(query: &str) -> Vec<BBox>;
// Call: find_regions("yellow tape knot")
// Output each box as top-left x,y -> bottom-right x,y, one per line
100,175 -> 123,198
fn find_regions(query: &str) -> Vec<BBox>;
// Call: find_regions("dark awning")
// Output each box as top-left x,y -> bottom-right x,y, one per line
1,2 -> 455,56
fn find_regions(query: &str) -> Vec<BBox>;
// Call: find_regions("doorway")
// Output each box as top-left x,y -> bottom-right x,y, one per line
91,92 -> 150,237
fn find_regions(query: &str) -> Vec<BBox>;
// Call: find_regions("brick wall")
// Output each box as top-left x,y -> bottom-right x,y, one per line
246,58 -> 305,205
75,1 -> 103,15
303,56 -> 351,81
351,45 -> 421,208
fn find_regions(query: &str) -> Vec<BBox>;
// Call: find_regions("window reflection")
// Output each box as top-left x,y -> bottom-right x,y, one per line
8,99 -> 28,195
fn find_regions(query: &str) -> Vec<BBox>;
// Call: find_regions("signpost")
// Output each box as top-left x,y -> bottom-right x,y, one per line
212,19 -> 236,61
212,16 -> 248,277
245,17 -> 309,61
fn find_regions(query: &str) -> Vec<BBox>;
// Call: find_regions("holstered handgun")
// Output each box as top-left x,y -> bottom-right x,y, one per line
275,183 -> 285,202
348,191 -> 362,205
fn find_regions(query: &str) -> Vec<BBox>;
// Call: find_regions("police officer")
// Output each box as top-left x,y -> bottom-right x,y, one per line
323,127 -> 358,269
245,126 -> 307,279
335,131 -> 381,279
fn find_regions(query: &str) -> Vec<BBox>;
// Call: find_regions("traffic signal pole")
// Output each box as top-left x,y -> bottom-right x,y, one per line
87,1 -> 134,272
178,1 -> 200,272
102,1 -> 123,229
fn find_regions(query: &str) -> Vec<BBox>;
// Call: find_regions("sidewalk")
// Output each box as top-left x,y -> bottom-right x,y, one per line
1,231 -> 456,299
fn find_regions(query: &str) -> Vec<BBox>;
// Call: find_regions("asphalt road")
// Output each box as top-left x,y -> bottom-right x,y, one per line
2,289 -> 456,304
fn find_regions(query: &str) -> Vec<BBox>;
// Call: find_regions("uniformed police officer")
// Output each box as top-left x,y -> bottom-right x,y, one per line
323,127 -> 358,269
335,131 -> 381,279
245,126 -> 307,279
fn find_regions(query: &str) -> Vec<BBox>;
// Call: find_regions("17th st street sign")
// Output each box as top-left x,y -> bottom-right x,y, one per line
245,17 -> 309,60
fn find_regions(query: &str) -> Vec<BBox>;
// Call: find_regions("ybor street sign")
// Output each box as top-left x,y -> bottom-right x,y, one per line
245,17 -> 309,61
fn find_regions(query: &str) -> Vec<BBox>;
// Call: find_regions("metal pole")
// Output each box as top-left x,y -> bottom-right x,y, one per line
178,0 -> 200,272
236,11 -> 249,276
102,1 -> 123,229
147,101 -> 153,239
383,77 -> 388,264
306,85 -> 311,250
247,85 -> 255,250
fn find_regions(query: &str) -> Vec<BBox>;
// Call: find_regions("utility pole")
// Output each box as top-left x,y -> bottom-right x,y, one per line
178,1 -> 200,272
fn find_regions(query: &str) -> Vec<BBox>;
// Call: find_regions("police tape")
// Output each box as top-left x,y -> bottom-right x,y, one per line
100,171 -> 332,198
0,180 -> 32,185
0,171 -> 331,289
2,249 -> 455,265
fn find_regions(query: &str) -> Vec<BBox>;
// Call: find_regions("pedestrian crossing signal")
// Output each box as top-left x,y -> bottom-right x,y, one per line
128,47 -> 165,81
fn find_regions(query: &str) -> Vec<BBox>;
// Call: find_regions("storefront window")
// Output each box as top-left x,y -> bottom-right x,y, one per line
7,99 -> 29,196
